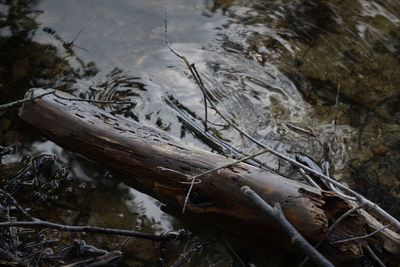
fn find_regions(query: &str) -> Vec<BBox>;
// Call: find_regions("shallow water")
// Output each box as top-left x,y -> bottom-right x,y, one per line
1,0 -> 400,266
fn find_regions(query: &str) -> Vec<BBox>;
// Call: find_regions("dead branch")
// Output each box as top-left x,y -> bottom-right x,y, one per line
0,89 -> 131,113
299,204 -> 365,267
182,148 -> 270,212
330,225 -> 391,245
164,96 -> 274,171
0,188 -> 34,221
327,205 -> 364,235
0,220 -> 185,242
0,90 -> 55,111
241,186 -> 334,267
365,245 -> 386,267
0,186 -> 186,242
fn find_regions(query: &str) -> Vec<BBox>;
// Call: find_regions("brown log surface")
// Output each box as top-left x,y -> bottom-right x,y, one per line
19,88 -> 353,247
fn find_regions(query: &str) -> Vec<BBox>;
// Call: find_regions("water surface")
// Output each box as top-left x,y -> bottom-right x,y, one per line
1,0 -> 400,266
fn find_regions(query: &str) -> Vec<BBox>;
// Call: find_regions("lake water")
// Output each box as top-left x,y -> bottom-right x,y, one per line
1,0 -> 400,266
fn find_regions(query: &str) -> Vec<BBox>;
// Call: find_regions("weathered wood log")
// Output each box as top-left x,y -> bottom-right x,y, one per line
17,88 -> 398,263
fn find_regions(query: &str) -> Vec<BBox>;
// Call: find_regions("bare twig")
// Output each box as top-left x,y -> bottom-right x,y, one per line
164,96 -> 274,171
191,63 -> 209,131
241,186 -> 334,267
299,204 -> 364,267
323,160 -> 356,201
333,83 -> 340,128
0,187 -> 186,242
0,90 -> 55,111
327,205 -> 363,235
365,245 -> 386,267
298,168 -> 321,189
330,225 -> 391,245
0,89 -> 131,113
192,148 -> 269,181
182,148 -> 269,213
0,188 -> 34,221
0,220 -> 184,242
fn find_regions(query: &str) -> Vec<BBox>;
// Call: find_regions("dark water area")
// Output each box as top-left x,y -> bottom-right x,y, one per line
1,0 -> 400,266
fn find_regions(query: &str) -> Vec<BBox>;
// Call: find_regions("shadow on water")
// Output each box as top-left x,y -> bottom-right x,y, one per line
2,0 -> 400,266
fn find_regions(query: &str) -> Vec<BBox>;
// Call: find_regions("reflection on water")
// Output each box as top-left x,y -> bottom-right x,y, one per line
1,0 -> 400,265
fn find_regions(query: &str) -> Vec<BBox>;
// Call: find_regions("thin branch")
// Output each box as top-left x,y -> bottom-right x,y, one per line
164,96 -> 273,171
181,177 -> 197,214
298,168 -> 321,189
164,10 -> 185,60
191,63 -> 209,131
0,187 -> 186,242
193,148 -> 269,181
0,188 -> 34,221
330,225 -> 391,245
182,148 -> 270,213
365,244 -> 386,267
0,89 -> 131,113
327,204 -> 363,235
333,83 -> 340,128
323,161 -> 356,201
0,90 -> 55,111
0,220 -> 184,242
241,186 -> 334,267
299,204 -> 364,267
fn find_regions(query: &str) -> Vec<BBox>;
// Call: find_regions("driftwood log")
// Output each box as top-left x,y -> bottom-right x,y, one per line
18,88 -> 400,264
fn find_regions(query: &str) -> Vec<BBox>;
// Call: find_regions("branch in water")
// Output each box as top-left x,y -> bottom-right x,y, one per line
0,220 -> 186,242
0,89 -> 132,112
241,186 -> 334,267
